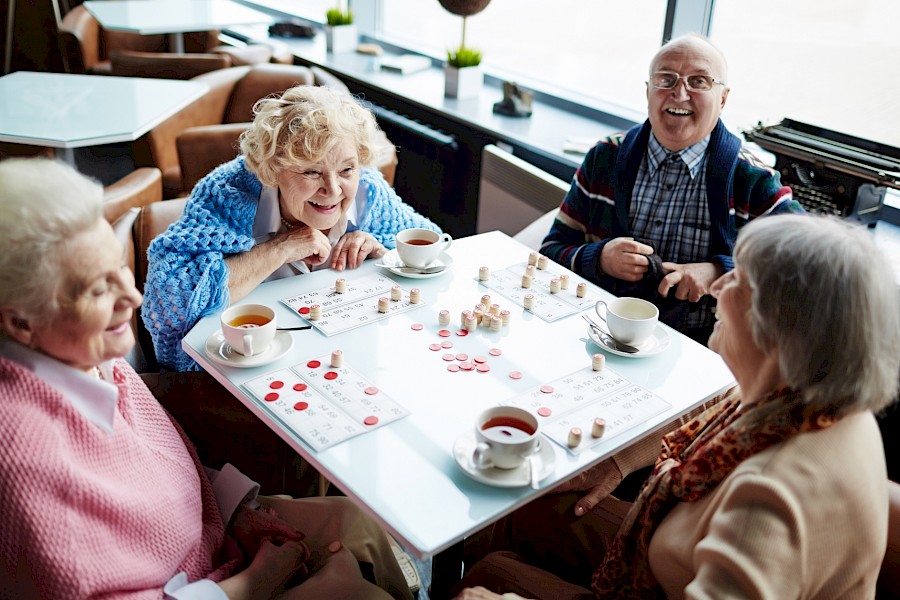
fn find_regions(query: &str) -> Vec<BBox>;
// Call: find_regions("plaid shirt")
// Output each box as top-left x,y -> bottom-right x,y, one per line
541,119 -> 802,337
631,134 -> 711,265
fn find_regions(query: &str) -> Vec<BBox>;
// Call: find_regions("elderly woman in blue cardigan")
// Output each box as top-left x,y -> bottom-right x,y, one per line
143,85 -> 440,370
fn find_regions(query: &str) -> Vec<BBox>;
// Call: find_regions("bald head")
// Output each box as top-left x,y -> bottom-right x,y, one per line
645,33 -> 730,151
650,34 -> 728,84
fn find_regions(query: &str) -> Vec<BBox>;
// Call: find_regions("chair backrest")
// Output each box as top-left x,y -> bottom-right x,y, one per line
111,207 -> 148,372
58,5 -> 167,74
110,49 -> 232,80
222,63 -> 319,123
132,197 -> 189,371
102,167 -> 163,223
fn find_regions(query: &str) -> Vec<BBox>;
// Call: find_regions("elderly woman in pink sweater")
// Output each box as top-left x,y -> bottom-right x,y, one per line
0,158 -> 412,600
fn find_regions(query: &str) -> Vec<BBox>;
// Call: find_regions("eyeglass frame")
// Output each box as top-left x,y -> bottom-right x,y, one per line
647,71 -> 727,93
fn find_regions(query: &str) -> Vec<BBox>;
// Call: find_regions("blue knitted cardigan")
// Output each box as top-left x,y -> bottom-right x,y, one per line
142,156 -> 440,371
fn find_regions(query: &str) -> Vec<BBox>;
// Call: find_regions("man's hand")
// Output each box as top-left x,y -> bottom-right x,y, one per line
599,237 -> 655,281
549,458 -> 623,516
330,230 -> 387,271
453,586 -> 520,599
658,261 -> 721,302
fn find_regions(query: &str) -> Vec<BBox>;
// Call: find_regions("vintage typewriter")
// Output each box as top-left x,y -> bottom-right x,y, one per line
744,119 -> 900,226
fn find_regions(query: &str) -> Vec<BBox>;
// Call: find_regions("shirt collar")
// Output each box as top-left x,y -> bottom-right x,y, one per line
0,339 -> 118,433
647,133 -> 711,179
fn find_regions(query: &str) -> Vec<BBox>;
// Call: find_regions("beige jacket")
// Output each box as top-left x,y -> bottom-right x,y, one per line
648,411 -> 888,599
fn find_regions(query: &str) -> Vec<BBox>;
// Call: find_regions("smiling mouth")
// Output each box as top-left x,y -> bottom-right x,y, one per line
666,107 -> 693,116
107,321 -> 130,334
308,200 -> 340,213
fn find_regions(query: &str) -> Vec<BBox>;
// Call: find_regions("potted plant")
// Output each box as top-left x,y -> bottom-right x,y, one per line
439,0 -> 491,98
325,4 -> 356,53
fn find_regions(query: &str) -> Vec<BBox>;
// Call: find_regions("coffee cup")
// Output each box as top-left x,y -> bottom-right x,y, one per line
594,297 -> 659,346
220,303 -> 276,356
472,406 -> 540,470
395,228 -> 452,269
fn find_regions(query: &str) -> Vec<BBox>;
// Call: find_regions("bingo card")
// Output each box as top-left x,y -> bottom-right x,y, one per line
243,354 -> 408,451
478,262 -> 598,322
281,273 -> 426,336
502,366 -> 672,455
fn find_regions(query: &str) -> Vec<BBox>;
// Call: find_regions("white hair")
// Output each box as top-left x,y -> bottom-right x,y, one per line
0,158 -> 103,326
735,214 -> 900,415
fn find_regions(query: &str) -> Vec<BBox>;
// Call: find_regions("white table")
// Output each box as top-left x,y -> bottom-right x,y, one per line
83,0 -> 273,54
0,71 -> 207,165
182,231 -> 735,596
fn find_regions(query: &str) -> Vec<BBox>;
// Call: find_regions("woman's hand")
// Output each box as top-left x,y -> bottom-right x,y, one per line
273,224 -> 332,268
230,504 -> 306,557
218,537 -> 310,600
330,230 -> 387,271
548,458 -> 623,516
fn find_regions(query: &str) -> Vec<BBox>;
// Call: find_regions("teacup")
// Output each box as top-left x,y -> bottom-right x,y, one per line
594,297 -> 659,346
221,303 -> 276,356
395,228 -> 453,269
472,406 -> 540,470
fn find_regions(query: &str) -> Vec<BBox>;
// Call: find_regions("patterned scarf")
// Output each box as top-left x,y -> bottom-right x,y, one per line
592,386 -> 837,599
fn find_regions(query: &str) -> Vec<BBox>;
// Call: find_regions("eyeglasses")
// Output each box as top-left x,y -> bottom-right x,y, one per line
649,71 -> 726,92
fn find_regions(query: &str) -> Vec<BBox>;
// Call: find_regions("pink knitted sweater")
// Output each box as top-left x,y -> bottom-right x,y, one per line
0,357 -> 245,598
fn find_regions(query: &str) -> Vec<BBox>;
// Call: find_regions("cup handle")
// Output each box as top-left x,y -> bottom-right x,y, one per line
473,441 -> 493,469
594,300 -> 609,324
439,233 -> 453,253
242,333 -> 253,356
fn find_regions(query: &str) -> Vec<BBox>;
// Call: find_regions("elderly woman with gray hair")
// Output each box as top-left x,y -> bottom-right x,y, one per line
455,214 -> 899,600
0,158 -> 413,600
143,84 -> 440,370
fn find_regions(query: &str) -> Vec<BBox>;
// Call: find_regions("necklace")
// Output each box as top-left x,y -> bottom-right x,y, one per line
281,215 -> 299,231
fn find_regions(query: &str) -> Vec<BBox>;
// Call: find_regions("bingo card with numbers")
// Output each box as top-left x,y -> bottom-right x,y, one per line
281,273 -> 426,336
502,365 -> 672,455
243,354 -> 408,451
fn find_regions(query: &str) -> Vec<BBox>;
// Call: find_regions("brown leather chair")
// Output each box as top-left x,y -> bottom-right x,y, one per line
58,5 -> 290,76
134,63 -> 397,197
115,197 -> 318,497
102,167 -> 163,223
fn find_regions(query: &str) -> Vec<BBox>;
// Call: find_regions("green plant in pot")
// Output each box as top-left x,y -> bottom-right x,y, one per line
325,3 -> 357,53
326,7 -> 353,26
439,0 -> 491,97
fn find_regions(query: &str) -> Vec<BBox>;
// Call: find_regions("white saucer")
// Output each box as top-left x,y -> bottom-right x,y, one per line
587,324 -> 670,358
378,248 -> 453,279
204,329 -> 294,368
453,431 -> 555,488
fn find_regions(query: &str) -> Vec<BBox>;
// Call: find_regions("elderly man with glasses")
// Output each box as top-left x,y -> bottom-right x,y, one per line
541,33 -> 803,344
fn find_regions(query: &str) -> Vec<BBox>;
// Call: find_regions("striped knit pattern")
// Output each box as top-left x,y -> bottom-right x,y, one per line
143,156 -> 440,371
0,357 -> 243,599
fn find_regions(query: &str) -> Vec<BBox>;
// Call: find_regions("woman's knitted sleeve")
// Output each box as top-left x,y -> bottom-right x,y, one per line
141,158 -> 261,370
356,169 -> 441,249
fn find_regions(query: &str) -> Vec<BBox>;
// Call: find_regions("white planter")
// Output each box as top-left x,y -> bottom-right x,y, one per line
325,24 -> 358,53
444,64 -> 483,99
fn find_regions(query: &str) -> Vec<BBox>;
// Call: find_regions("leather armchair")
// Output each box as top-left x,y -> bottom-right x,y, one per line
109,44 -> 293,80
102,167 -> 163,223
134,63 -> 397,197
58,5 -> 290,76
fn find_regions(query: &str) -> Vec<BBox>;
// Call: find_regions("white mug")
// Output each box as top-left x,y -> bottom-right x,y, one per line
594,297 -> 659,346
220,304 -> 276,356
472,406 -> 540,470
395,228 -> 452,269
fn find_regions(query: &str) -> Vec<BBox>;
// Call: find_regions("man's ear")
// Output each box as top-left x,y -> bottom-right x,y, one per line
0,308 -> 34,346
720,87 -> 730,110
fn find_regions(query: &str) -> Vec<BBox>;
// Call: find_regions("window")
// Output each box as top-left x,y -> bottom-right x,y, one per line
380,0 -> 665,115
709,0 -> 900,150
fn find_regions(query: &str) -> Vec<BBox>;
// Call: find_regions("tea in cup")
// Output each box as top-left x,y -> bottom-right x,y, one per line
594,297 -> 659,346
221,303 -> 276,356
472,406 -> 540,470
395,228 -> 453,269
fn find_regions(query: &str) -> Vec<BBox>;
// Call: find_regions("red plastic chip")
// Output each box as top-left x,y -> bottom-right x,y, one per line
364,416 -> 379,426
269,380 -> 284,389
264,392 -> 279,402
